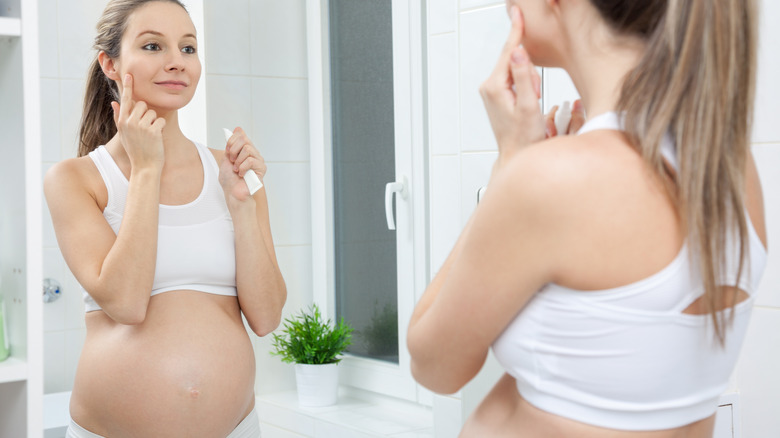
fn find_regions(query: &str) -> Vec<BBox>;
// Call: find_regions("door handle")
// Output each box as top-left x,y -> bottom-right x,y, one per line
385,177 -> 408,230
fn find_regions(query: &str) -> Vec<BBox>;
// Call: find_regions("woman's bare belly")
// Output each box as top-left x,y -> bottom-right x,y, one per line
70,291 -> 256,438
461,374 -> 715,438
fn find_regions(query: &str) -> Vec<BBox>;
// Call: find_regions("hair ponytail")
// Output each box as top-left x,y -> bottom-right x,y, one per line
77,0 -> 188,157
594,0 -> 758,343
79,59 -> 120,157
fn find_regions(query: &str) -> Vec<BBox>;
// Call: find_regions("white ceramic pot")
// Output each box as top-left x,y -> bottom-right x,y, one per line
294,363 -> 339,407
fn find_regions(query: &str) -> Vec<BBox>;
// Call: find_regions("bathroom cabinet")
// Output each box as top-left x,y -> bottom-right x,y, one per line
0,0 -> 44,437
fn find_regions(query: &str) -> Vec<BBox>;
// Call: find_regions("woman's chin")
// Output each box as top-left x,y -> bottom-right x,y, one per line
144,98 -> 192,116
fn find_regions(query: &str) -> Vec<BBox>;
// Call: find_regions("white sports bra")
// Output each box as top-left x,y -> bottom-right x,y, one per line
492,112 -> 768,430
84,141 -> 237,312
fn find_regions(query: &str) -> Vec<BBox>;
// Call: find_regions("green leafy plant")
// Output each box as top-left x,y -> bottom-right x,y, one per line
270,304 -> 354,365
363,301 -> 398,358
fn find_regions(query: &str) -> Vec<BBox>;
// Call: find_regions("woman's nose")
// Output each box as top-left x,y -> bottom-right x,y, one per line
165,50 -> 185,71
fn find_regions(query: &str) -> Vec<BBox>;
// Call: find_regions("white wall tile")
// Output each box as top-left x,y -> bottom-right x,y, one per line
42,163 -> 57,249
459,0 -> 505,11
254,245 -> 312,396
429,155 -> 461,273
459,7 -> 509,152
38,0 -> 59,78
428,34 -> 459,156
64,329 -> 86,392
432,395 -> 462,438
251,77 -> 309,163
276,245 -> 314,320
40,79 -> 61,163
752,143 -> 780,308
263,163 -> 312,246
459,152 -> 497,225
753,0 -> 780,143
206,75 -> 254,148
542,68 -> 579,114
63,270 -> 86,330
43,248 -> 66,332
44,331 -> 66,394
250,0 -> 308,79
58,79 -> 84,159
56,0 -> 104,79
732,308 -> 780,437
428,0 -> 457,35
204,0 -> 251,76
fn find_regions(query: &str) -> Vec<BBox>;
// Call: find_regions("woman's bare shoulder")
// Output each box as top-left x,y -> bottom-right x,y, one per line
44,155 -> 104,204
499,130 -> 644,202
46,155 -> 98,188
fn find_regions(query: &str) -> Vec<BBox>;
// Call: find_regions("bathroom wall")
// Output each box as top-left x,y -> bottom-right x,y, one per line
426,1 -> 780,436
38,0 -> 104,394
202,0 -> 311,396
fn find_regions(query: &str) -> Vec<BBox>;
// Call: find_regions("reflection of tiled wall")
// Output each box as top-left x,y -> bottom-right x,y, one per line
427,1 -> 780,436
39,0 -> 105,394
204,0 -> 311,396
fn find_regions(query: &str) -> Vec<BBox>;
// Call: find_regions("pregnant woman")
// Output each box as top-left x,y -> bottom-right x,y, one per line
44,1 -> 286,436
409,1 -> 767,437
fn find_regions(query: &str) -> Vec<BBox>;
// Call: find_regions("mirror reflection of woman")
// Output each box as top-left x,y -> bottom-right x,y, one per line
409,1 -> 767,437
44,1 -> 286,436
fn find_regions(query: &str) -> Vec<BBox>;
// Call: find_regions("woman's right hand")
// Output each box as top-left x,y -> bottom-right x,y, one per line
480,6 -> 544,170
544,99 -> 586,137
110,74 -> 166,172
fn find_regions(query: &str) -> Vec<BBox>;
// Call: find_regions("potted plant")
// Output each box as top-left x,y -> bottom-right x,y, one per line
270,304 -> 353,407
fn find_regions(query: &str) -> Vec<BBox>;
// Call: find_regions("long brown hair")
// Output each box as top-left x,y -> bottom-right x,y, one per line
78,0 -> 187,157
591,0 -> 758,343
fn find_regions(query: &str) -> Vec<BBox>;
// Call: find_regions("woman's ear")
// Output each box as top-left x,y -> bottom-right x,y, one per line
98,51 -> 120,81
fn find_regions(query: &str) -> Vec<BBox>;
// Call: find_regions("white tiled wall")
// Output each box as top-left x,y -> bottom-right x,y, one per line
204,0 -> 311,398
426,1 -> 780,437
38,0 -> 101,394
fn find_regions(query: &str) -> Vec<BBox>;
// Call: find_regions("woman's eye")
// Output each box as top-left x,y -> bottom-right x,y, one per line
182,46 -> 197,54
142,43 -> 160,51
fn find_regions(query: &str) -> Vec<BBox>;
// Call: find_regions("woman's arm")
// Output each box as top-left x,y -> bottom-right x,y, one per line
45,75 -> 165,324
407,151 -> 563,394
408,7 -> 564,394
218,128 -> 286,337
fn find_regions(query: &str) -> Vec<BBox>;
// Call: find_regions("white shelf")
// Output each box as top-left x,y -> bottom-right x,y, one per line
256,390 -> 433,437
0,357 -> 27,384
0,16 -> 21,37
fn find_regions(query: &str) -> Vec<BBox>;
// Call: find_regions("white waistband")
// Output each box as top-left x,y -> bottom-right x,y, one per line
67,408 -> 261,438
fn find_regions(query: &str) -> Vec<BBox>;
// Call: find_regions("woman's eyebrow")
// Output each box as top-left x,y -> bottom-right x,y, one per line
136,30 -> 197,39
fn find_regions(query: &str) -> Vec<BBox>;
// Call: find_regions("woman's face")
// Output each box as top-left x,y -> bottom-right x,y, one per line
504,0 -> 564,67
113,1 -> 201,113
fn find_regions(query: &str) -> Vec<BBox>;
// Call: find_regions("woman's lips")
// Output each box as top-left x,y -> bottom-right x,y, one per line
156,81 -> 187,90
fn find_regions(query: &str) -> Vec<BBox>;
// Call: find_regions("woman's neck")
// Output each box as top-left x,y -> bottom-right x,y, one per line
560,22 -> 646,119
157,109 -> 187,150
107,108 -> 194,164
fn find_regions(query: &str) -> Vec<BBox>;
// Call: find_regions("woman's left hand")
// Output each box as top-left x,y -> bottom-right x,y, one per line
480,6 -> 544,170
220,127 -> 267,202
